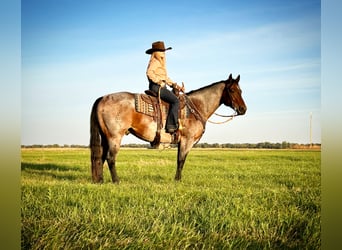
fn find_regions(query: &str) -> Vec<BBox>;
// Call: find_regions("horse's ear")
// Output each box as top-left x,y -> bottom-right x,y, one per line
228,74 -> 232,81
236,75 -> 240,82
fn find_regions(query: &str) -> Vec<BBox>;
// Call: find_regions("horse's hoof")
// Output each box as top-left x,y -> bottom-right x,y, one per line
112,179 -> 120,184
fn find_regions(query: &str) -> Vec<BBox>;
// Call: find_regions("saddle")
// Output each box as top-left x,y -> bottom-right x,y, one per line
134,90 -> 188,147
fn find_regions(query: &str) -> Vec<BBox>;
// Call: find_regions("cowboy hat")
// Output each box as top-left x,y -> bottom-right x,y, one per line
145,41 -> 172,54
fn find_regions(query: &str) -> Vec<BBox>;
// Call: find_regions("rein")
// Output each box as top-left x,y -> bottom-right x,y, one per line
181,81 -> 239,127
184,95 -> 206,133
207,112 -> 237,124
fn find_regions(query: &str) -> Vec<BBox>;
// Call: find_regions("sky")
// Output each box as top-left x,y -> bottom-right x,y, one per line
21,0 -> 321,145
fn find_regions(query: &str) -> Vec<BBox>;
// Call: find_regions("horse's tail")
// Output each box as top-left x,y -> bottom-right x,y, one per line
90,97 -> 105,182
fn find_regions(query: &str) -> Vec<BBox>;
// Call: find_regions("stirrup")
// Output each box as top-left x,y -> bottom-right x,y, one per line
166,124 -> 178,134
166,128 -> 177,134
170,131 -> 180,144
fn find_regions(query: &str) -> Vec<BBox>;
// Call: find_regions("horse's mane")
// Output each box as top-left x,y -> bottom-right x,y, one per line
186,80 -> 224,96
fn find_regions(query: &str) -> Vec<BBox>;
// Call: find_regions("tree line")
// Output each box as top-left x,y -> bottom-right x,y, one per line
21,141 -> 320,149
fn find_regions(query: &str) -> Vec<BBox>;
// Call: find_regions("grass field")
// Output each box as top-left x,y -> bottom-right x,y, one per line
21,148 -> 320,249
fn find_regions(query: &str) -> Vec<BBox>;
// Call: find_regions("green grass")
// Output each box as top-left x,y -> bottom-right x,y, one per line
21,148 -> 320,249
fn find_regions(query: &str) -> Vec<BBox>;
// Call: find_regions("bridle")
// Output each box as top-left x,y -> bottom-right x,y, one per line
207,82 -> 238,124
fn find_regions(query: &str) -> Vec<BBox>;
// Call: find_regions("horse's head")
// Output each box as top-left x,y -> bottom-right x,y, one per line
221,74 -> 247,115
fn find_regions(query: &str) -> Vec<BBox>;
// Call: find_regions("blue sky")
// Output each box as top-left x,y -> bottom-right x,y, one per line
21,0 -> 321,145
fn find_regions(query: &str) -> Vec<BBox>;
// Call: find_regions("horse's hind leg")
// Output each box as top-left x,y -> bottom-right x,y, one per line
107,137 -> 122,183
91,145 -> 104,183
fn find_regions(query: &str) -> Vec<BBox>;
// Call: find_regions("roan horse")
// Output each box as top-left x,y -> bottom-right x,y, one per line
90,74 -> 246,183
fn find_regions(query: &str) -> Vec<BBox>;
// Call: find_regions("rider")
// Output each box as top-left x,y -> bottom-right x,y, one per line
146,41 -> 184,133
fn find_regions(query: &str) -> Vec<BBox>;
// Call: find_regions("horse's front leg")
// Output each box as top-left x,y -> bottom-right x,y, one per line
175,138 -> 193,181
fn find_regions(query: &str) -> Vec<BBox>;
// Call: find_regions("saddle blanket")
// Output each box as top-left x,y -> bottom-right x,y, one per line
134,93 -> 189,119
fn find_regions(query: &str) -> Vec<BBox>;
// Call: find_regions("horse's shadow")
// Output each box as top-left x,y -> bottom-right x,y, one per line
21,162 -> 83,181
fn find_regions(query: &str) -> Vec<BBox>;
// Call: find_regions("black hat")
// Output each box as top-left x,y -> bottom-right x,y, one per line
145,41 -> 172,54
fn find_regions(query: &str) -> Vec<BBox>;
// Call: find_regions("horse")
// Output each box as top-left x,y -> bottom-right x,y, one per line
90,74 -> 246,183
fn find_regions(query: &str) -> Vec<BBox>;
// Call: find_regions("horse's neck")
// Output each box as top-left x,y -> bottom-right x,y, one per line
188,82 -> 224,120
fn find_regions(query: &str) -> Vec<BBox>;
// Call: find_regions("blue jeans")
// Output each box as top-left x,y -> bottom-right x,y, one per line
149,82 -> 179,129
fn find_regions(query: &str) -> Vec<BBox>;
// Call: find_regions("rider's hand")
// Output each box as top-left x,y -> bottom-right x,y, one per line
177,82 -> 185,92
172,82 -> 185,92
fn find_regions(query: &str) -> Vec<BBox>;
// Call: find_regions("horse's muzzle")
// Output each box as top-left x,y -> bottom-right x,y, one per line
237,106 -> 247,115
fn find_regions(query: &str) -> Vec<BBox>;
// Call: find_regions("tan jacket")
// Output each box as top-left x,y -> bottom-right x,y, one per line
146,52 -> 174,87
